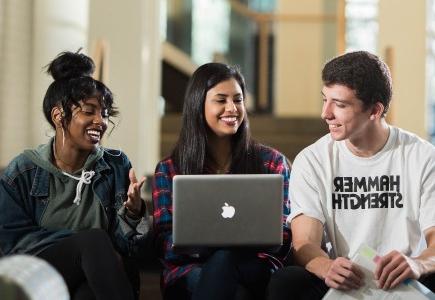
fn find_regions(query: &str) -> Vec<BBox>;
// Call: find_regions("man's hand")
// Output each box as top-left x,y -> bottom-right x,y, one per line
124,168 -> 146,217
291,215 -> 364,290
375,250 -> 422,290
324,257 -> 365,290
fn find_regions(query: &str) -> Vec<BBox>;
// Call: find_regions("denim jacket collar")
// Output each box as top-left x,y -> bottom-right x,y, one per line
29,155 -> 111,199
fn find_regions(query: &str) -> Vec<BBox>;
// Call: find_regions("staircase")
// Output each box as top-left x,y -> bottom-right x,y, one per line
160,114 -> 328,163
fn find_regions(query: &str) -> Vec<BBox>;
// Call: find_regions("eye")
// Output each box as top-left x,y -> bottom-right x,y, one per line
82,110 -> 94,115
80,105 -> 95,114
233,97 -> 243,103
215,98 -> 226,103
335,103 -> 346,108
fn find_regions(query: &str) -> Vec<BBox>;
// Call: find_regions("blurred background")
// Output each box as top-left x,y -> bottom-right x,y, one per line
0,0 -> 434,177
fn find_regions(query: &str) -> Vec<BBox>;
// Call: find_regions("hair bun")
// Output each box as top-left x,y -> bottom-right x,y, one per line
46,51 -> 95,80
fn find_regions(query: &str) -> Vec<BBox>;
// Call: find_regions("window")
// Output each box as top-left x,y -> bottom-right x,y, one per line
345,0 -> 378,53
192,0 -> 230,64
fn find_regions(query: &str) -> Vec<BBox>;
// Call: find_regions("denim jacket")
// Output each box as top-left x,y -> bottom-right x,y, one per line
0,147 -> 150,258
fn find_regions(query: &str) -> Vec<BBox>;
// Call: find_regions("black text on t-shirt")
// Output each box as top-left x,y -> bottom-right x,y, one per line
332,175 -> 402,209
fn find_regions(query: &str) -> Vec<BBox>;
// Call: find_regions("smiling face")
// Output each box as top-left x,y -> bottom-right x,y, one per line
64,97 -> 108,151
204,78 -> 245,138
321,84 -> 374,142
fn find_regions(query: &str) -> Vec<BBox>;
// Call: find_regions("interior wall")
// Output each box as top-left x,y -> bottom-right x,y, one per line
88,0 -> 161,176
379,0 -> 427,138
0,0 -> 89,166
0,0 -> 33,166
274,0 -> 329,118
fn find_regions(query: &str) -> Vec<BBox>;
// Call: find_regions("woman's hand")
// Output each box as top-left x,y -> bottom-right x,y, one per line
124,168 -> 146,218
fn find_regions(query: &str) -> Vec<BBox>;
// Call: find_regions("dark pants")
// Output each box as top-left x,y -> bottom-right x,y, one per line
37,229 -> 134,300
164,249 -> 272,300
267,265 -> 435,300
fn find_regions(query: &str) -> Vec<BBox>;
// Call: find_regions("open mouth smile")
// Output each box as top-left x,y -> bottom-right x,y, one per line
86,129 -> 103,142
219,115 -> 239,126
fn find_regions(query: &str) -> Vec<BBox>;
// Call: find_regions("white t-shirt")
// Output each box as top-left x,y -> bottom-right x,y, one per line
288,126 -> 435,259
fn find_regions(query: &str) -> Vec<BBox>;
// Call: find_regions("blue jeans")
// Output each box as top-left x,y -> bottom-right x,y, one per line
165,249 -> 272,300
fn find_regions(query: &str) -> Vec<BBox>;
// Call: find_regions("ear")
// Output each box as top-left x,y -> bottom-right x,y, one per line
51,106 -> 64,128
369,102 -> 385,121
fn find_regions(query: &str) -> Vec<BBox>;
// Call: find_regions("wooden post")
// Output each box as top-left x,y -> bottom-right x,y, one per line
336,0 -> 346,54
91,39 -> 109,83
384,46 -> 395,124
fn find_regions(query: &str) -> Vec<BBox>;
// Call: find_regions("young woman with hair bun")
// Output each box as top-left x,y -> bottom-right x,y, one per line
0,51 -> 149,300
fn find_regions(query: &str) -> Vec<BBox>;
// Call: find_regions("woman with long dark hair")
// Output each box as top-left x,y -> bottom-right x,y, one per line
153,63 -> 291,300
0,51 -> 149,300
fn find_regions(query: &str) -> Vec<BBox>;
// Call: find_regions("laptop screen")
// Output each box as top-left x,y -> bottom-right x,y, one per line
172,174 -> 283,247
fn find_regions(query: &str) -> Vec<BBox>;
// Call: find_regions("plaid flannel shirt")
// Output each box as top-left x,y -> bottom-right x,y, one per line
152,144 -> 291,288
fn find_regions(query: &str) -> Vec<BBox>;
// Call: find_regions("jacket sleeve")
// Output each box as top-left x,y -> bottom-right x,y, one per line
111,153 -> 152,258
0,172 -> 72,255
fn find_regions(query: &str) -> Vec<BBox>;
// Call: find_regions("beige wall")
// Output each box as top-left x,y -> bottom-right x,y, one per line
0,0 -> 33,166
88,0 -> 161,175
379,0 -> 427,138
274,0 -> 327,117
0,0 -> 89,167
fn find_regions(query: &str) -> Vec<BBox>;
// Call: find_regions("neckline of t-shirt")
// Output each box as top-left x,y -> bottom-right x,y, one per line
338,126 -> 397,164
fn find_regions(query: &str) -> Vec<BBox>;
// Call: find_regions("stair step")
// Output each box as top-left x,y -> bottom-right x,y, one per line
160,114 -> 328,162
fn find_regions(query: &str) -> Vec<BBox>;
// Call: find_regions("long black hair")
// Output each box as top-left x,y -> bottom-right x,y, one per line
172,62 -> 263,174
43,50 -> 118,130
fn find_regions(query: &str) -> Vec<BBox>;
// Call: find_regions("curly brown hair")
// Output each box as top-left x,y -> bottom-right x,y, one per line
322,51 -> 392,116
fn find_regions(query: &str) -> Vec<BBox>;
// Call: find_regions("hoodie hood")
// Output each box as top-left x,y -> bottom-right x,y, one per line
23,138 -> 104,179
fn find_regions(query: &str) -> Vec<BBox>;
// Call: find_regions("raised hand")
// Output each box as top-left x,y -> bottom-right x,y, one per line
124,168 -> 146,217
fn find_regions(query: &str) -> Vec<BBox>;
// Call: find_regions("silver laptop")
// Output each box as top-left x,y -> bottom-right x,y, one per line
173,174 -> 283,247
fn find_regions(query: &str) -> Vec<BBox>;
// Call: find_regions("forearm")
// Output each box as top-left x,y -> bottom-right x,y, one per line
414,247 -> 435,277
293,240 -> 333,279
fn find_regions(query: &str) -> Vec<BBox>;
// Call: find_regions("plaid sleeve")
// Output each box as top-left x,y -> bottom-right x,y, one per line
152,160 -> 173,258
261,148 -> 292,265
152,159 -> 198,287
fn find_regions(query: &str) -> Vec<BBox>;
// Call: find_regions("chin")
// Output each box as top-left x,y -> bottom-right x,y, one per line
330,132 -> 346,141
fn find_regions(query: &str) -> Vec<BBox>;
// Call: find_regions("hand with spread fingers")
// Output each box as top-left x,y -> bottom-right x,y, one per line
374,250 -> 421,290
124,168 -> 146,218
324,257 -> 365,290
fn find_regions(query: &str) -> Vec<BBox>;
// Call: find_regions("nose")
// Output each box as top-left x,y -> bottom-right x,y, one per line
321,100 -> 333,120
225,100 -> 237,112
92,113 -> 105,125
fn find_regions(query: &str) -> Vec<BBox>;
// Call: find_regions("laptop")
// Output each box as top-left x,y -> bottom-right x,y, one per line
172,174 -> 283,248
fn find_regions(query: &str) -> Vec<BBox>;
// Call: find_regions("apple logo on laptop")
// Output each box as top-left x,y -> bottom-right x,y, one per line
221,202 -> 235,218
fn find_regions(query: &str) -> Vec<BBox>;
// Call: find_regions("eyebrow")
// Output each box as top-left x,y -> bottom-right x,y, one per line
214,93 -> 242,97
320,91 -> 351,104
81,101 -> 106,108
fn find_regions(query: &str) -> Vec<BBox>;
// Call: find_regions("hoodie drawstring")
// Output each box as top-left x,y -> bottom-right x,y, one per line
62,170 -> 95,205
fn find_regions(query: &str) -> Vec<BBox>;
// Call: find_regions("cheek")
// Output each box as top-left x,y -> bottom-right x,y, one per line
237,105 -> 246,119
204,109 -> 214,129
204,103 -> 218,120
